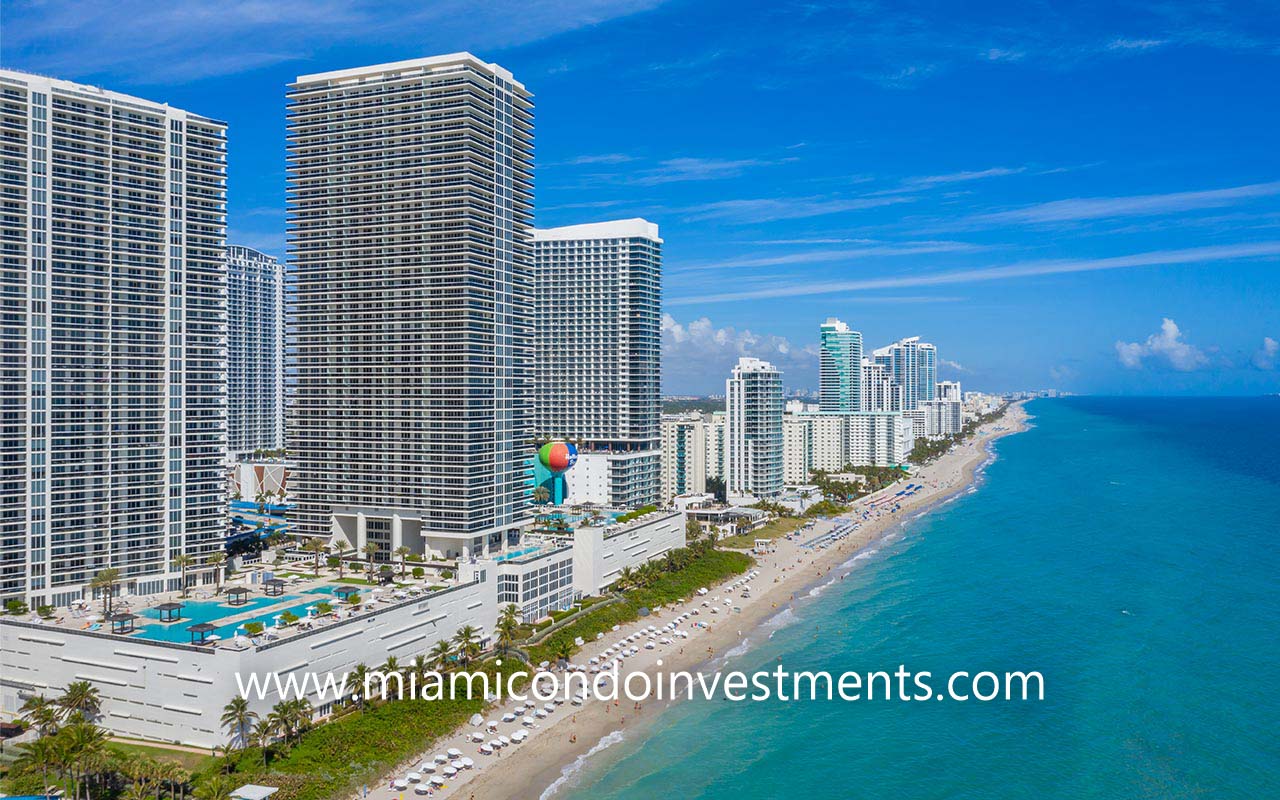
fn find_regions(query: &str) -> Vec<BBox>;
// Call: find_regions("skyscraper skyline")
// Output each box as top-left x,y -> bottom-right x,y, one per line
285,54 -> 534,560
0,69 -> 227,607
226,245 -> 284,460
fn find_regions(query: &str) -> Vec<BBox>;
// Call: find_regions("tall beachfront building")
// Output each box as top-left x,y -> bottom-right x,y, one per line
872,336 -> 938,411
286,54 -> 534,560
660,413 -> 706,502
0,70 -> 227,607
861,357 -> 893,411
226,246 -> 284,460
819,317 -> 862,413
725,357 -> 784,500
532,219 -> 661,509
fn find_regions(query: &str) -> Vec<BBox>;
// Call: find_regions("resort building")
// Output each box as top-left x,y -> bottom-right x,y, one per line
937,380 -> 962,402
0,69 -> 228,608
532,219 -> 662,509
861,357 -> 893,412
725,357 -> 785,500
819,318 -> 862,413
660,413 -> 707,502
285,54 -> 535,560
226,245 -> 284,460
782,411 -> 915,480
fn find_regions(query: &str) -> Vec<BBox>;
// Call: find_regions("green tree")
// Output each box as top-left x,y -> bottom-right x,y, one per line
394,545 -> 411,577
532,485 -> 550,505
452,625 -> 482,667
20,693 -> 60,737
88,567 -> 121,616
495,603 -> 520,655
302,538 -> 327,576
361,543 -> 379,581
205,552 -> 227,594
173,554 -> 194,598
428,640 -> 454,673
58,680 -> 101,722
220,695 -> 258,750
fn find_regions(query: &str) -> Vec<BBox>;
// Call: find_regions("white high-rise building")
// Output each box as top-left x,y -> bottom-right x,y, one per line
782,412 -> 915,480
725,357 -> 784,499
819,318 -> 862,413
937,380 -> 962,402
861,357 -> 893,412
0,70 -> 228,607
872,336 -> 938,411
226,246 -> 284,460
922,399 -> 963,438
533,219 -> 661,509
660,414 -> 706,502
704,412 -> 726,481
286,54 -> 534,560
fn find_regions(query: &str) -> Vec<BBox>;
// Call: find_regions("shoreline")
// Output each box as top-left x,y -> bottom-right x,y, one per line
363,402 -> 1031,800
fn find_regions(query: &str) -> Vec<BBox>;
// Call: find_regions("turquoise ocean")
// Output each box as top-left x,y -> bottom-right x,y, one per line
555,397 -> 1280,799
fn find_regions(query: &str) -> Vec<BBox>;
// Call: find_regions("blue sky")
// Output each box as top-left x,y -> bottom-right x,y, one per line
4,0 -> 1279,395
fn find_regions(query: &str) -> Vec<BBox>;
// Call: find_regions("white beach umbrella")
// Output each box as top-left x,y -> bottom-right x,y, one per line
447,747 -> 463,758
429,776 -> 445,785
461,757 -> 475,769
499,735 -> 511,745
433,753 -> 448,764
413,785 -> 430,795
406,772 -> 421,782
469,712 -> 484,726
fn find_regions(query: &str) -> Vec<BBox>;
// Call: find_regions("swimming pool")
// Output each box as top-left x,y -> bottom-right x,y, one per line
495,546 -> 542,562
131,593 -> 338,643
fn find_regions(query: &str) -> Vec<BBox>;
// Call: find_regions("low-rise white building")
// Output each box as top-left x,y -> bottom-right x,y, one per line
571,510 -> 686,597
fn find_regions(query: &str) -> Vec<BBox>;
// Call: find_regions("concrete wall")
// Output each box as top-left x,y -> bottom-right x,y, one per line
572,511 -> 686,596
0,577 -> 496,748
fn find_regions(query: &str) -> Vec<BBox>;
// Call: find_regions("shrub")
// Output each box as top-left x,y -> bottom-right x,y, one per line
244,621 -> 265,635
280,611 -> 300,625
411,567 -> 424,579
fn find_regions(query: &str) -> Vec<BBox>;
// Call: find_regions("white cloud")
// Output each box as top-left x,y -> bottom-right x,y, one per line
1115,319 -> 1209,372
680,195 -> 913,224
1252,337 -> 1279,370
966,181 -> 1280,226
902,166 -> 1025,188
1049,364 -> 1078,383
1107,38 -> 1167,51
662,313 -> 817,393
631,157 -> 778,185
940,358 -> 970,374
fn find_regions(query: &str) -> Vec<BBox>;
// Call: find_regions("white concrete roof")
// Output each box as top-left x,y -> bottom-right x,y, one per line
532,218 -> 661,243
295,52 -> 522,89
232,785 -> 279,800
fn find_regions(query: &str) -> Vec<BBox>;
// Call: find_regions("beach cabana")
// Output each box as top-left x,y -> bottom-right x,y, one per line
263,578 -> 286,597
155,602 -> 183,623
107,612 -> 138,634
188,622 -> 218,644
227,586 -> 251,606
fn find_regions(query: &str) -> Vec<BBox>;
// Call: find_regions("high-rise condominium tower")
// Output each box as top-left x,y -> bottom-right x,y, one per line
819,317 -> 862,413
226,246 -> 284,460
660,413 -> 706,502
0,70 -> 227,607
286,54 -> 534,560
726,357 -> 784,499
532,219 -> 661,508
861,357 -> 893,411
872,336 -> 938,411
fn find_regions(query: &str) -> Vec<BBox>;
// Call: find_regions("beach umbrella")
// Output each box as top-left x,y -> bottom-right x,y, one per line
442,767 -> 457,778
522,715 -> 535,725
479,744 -> 493,755
417,762 -> 434,773
489,739 -> 502,749
451,759 -> 466,769
392,779 -> 407,790
447,747 -> 463,758
470,731 -> 485,742
543,703 -> 555,713
469,712 -> 484,726
414,785 -> 430,795
461,758 -> 475,768
434,753 -> 448,763
429,776 -> 445,785
407,772 -> 421,782
499,735 -> 511,745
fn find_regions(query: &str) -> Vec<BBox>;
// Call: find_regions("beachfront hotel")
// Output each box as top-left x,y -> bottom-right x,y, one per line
861,357 -> 893,412
819,317 -> 863,413
285,54 -> 535,559
532,219 -> 663,509
725,357 -> 785,500
226,245 -> 284,460
0,69 -> 228,609
871,336 -> 938,411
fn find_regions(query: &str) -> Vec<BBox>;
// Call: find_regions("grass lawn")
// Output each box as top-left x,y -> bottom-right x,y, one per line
109,740 -> 218,772
719,516 -> 807,549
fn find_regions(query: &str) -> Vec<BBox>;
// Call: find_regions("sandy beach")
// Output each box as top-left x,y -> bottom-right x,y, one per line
359,402 -> 1030,800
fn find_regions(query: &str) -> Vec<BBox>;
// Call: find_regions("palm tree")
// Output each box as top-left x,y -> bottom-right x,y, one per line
62,718 -> 107,800
495,603 -> 520,655
58,681 -> 101,722
394,545 -> 410,576
11,736 -> 57,792
361,543 -> 379,581
331,537 -> 350,578
452,625 -> 482,667
220,696 -> 257,750
205,553 -> 227,594
343,663 -> 371,709
532,485 -> 550,505
193,773 -> 234,800
20,693 -> 60,737
380,655 -> 401,677
428,639 -> 454,673
302,538 -> 327,576
616,566 -> 635,592
553,639 -> 574,666
88,567 -> 121,616
409,654 -> 430,688
174,554 -> 194,598
249,718 -> 275,767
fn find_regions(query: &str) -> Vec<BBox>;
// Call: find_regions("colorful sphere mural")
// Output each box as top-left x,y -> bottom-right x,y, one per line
538,441 -> 578,473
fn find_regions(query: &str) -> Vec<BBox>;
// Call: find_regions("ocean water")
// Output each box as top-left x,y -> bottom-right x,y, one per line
556,398 -> 1280,800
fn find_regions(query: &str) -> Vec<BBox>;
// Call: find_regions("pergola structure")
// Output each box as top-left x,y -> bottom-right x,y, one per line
155,602 -> 183,622
263,578 -> 286,597
188,622 -> 218,644
107,612 -> 138,634
227,586 -> 251,606
334,586 -> 360,601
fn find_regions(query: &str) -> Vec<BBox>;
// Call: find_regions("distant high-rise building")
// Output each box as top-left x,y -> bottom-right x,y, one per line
660,414 -> 707,502
705,412 -> 726,481
936,380 -> 962,402
725,357 -> 784,499
286,54 -> 534,560
861,357 -> 893,412
872,336 -> 938,411
533,219 -> 661,509
819,318 -> 862,413
227,246 -> 284,460
0,70 -> 227,607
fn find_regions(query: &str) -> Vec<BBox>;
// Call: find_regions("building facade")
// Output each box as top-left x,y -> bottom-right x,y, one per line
532,219 -> 662,509
0,70 -> 227,608
226,245 -> 284,460
286,54 -> 534,560
783,411 -> 915,480
861,357 -> 893,412
725,357 -> 784,499
872,336 -> 938,411
704,412 -> 726,481
660,413 -> 707,502
819,317 -> 862,413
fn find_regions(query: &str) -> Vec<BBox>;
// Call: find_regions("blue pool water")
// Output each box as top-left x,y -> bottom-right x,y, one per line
557,398 -> 1280,800
132,590 -> 339,643
495,546 -> 542,562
